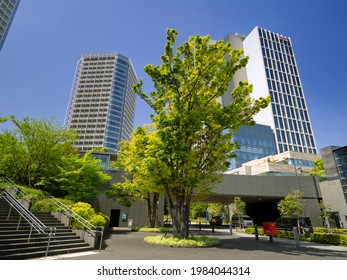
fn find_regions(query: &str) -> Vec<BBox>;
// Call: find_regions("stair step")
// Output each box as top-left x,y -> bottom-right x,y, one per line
0,246 -> 94,260
0,198 -> 96,260
0,239 -> 88,251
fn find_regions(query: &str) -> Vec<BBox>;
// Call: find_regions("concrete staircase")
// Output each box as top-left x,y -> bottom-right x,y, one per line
0,198 -> 94,259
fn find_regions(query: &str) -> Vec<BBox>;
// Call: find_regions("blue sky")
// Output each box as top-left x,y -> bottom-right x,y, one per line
0,0 -> 346,152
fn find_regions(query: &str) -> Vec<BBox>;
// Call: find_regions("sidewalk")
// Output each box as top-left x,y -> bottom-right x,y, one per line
46,227 -> 347,260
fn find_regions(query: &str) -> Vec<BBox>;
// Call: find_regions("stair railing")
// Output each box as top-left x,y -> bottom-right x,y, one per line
46,196 -> 104,251
1,189 -> 55,258
1,176 -> 104,251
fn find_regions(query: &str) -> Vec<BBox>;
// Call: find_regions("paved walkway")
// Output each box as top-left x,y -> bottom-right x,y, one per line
49,227 -> 347,260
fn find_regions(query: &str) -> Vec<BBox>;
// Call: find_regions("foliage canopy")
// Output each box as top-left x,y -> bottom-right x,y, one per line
124,29 -> 269,238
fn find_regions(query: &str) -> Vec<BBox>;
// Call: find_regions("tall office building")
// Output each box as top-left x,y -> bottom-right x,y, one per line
230,124 -> 277,170
0,0 -> 20,51
65,53 -> 137,152
224,26 -> 317,169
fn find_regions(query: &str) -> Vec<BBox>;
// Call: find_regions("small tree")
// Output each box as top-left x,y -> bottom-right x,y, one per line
319,201 -> 333,233
190,202 -> 208,220
56,151 -> 111,202
106,126 -> 164,228
310,158 -> 326,181
207,203 -> 224,218
231,197 -> 246,230
278,190 -> 305,234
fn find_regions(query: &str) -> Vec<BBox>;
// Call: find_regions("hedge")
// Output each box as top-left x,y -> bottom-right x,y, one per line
310,233 -> 347,246
245,227 -> 347,246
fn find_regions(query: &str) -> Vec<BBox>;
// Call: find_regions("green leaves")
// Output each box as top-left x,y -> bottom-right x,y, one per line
130,29 -> 270,237
57,151 -> 111,202
278,190 -> 305,218
0,117 -> 110,201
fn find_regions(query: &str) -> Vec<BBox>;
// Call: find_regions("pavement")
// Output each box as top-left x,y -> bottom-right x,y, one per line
48,227 -> 347,260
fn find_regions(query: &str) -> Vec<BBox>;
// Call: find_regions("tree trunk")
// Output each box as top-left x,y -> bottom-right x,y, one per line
146,193 -> 160,228
168,194 -> 191,239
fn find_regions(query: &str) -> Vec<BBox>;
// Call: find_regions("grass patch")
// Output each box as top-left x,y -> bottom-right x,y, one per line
144,234 -> 220,247
132,226 -> 173,233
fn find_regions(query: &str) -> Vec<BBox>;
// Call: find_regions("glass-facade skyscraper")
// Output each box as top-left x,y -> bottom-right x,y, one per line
224,26 -> 317,169
65,53 -> 137,152
230,124 -> 277,170
0,0 -> 20,51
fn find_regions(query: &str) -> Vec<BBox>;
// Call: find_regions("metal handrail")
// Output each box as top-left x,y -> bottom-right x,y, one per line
0,176 -> 104,251
1,189 -> 55,258
46,196 -> 104,251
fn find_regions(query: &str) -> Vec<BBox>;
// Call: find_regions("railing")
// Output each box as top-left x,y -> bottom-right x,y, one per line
46,196 -> 104,251
0,177 -> 31,209
0,176 -> 104,251
1,189 -> 55,258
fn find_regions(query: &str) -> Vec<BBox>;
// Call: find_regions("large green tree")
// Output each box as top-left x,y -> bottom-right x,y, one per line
131,29 -> 269,238
0,117 -> 77,192
0,117 -> 110,200
56,151 -> 111,202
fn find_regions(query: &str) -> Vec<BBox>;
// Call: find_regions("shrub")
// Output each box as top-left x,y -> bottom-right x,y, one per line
71,202 -> 108,229
136,227 -> 173,233
244,227 -> 264,235
20,186 -> 47,200
30,198 -> 74,212
310,233 -> 347,246
144,235 -> 220,247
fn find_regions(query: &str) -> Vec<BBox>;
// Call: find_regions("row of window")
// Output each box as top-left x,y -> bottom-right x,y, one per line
70,112 -> 107,118
268,79 -> 302,96
264,57 -> 299,78
270,89 -> 304,107
262,47 -> 296,66
71,124 -> 105,128
77,84 -> 112,89
73,97 -> 109,103
274,114 -> 312,134
272,103 -> 309,122
76,89 -> 110,94
258,28 -> 291,47
265,65 -> 298,83
70,118 -> 106,124
279,144 -> 316,154
276,129 -> 315,148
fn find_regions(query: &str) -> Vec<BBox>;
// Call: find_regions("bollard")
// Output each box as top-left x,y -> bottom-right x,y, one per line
269,235 -> 273,243
199,221 -> 201,231
293,227 -> 300,247
254,225 -> 259,240
212,223 -> 215,233
229,224 -> 233,236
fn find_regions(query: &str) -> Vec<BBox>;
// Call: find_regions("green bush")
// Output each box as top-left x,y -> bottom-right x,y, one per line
71,202 -> 109,229
144,235 -> 220,247
244,227 -> 264,235
314,227 -> 347,235
19,186 -> 48,200
135,227 -> 173,233
30,198 -> 74,212
310,233 -> 347,246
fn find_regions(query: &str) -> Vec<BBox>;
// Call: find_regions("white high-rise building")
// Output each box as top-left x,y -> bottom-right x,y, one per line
224,27 -> 317,155
65,53 -> 137,152
0,0 -> 20,51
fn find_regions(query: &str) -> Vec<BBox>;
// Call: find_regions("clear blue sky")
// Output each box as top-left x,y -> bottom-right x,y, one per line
0,0 -> 346,152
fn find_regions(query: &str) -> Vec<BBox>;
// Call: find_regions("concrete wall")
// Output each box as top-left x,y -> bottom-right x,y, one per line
97,171 -> 323,227
97,170 -> 164,227
320,180 -> 347,228
97,193 -> 164,228
213,174 -> 322,226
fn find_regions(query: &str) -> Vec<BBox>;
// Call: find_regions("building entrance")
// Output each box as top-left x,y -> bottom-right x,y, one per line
109,209 -> 120,227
